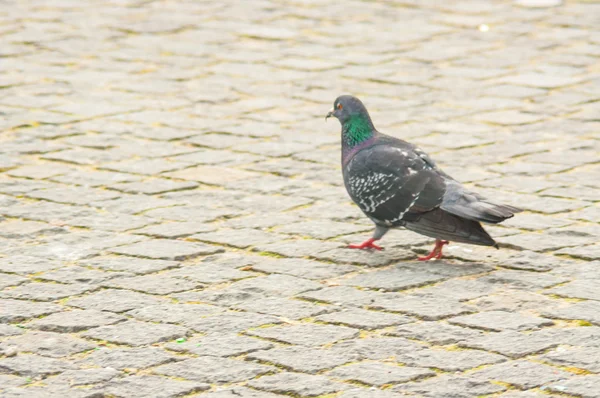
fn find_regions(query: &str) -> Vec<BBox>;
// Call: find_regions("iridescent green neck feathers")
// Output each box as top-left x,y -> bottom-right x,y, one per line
342,114 -> 375,148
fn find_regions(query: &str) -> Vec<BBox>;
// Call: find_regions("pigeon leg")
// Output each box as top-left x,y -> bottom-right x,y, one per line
349,225 -> 388,251
418,239 -> 449,261
349,238 -> 383,250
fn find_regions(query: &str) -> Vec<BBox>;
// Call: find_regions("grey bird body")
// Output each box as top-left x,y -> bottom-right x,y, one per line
328,95 -> 520,258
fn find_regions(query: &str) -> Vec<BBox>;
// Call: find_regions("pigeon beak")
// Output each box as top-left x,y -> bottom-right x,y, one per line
325,108 -> 334,121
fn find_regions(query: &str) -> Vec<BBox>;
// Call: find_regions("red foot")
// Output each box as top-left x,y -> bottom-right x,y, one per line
418,240 -> 449,261
348,238 -> 383,251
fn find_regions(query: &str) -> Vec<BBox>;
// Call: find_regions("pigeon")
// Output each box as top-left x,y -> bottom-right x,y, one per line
326,95 -> 521,261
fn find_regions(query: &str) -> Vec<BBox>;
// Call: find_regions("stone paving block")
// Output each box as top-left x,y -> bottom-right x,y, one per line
132,222 -> 216,238
0,256 -> 64,275
67,289 -> 169,313
460,330 -> 561,358
371,294 -> 476,321
247,323 -> 359,346
0,299 -> 63,323
26,186 -> 121,205
199,387 -> 285,398
0,220 -> 65,239
104,274 -> 200,294
315,308 -> 413,330
332,337 -> 425,361
228,274 -> 322,297
0,273 -> 28,289
542,301 -> 600,325
101,375 -> 209,398
233,297 -> 334,319
398,347 -> 507,371
396,374 -> 506,397
0,355 -> 75,378
546,375 -> 600,398
165,263 -> 252,284
470,360 -> 572,389
249,257 -> 356,280
275,220 -> 370,239
82,320 -> 188,346
449,311 -> 554,332
48,367 -> 121,387
248,372 -> 349,397
539,346 -> 600,373
28,309 -> 126,332
126,303 -> 223,324
388,321 -> 484,345
0,324 -> 25,337
79,347 -> 178,370
191,228 -> 284,248
109,179 -> 199,195
186,312 -> 282,334
0,331 -> 95,358
166,334 -> 273,357
327,362 -> 435,386
247,345 -> 355,373
297,286 -> 384,307
154,357 -> 274,383
80,256 -> 180,274
546,280 -> 600,301
37,266 -> 126,285
110,239 -> 223,260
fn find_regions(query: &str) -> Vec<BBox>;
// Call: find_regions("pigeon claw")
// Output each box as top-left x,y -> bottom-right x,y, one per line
418,240 -> 449,261
348,238 -> 383,251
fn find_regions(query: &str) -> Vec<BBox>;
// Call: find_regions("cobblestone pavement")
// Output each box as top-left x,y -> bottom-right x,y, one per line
0,0 -> 599,397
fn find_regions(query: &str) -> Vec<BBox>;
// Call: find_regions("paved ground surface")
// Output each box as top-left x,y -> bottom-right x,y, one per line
1,0 -> 599,397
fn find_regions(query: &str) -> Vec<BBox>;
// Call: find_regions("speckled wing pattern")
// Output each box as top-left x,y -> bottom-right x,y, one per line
343,137 -> 505,246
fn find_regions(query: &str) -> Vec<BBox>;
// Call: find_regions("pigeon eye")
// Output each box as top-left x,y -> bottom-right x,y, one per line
337,104 -> 343,110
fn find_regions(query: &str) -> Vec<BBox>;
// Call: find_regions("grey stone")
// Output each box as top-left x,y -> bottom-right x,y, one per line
49,367 -> 120,386
539,346 -> 600,373
154,357 -> 274,383
461,330 -> 560,358
371,294 -> 475,320
0,324 -> 25,337
255,239 -> 343,258
80,256 -> 180,274
471,360 -> 571,389
449,311 -> 554,331
546,375 -> 600,398
0,273 -> 28,289
102,375 -> 208,398
79,347 -> 177,370
0,282 -> 95,301
26,186 -> 120,205
191,228 -> 284,248
0,256 -> 63,275
132,222 -> 215,238
28,310 -> 126,333
0,331 -> 95,358
338,390 -> 411,398
228,274 -> 322,297
388,321 -> 484,345
297,286 -> 384,307
81,320 -> 188,346
166,334 -> 273,357
249,258 -> 356,280
105,274 -> 200,294
327,362 -> 434,386
38,266 -> 125,285
332,337 -> 425,361
0,299 -> 62,323
164,263 -> 252,284
398,348 -> 507,371
233,297 -> 334,319
546,280 -> 600,301
67,289 -> 168,313
248,372 -> 349,397
275,220 -> 370,239
0,374 -> 27,388
247,323 -> 358,346
0,355 -> 74,377
0,221 -> 65,239
247,345 -> 355,373
109,179 -> 199,195
110,239 -> 222,260
126,303 -> 223,324
396,374 -> 505,397
543,301 -> 600,325
199,387 -> 284,398
186,312 -> 281,334
316,308 -> 413,330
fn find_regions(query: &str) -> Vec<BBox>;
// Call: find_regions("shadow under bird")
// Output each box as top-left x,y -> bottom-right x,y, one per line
326,95 -> 521,261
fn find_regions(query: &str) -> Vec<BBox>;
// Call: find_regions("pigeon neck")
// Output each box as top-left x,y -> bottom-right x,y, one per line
341,114 -> 375,150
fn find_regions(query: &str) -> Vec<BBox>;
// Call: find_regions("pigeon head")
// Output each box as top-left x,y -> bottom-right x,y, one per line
326,95 -> 371,125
